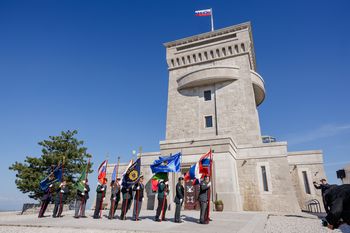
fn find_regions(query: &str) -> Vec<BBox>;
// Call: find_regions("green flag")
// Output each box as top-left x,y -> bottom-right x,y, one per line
76,164 -> 87,192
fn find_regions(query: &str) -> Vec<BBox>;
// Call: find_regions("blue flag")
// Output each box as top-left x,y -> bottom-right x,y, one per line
150,152 -> 181,174
39,164 -> 62,191
122,158 -> 141,188
111,164 -> 117,181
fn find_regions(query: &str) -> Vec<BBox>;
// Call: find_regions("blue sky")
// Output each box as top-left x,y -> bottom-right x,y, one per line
0,0 -> 349,210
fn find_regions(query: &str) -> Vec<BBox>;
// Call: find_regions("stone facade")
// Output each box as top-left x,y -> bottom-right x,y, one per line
103,22 -> 326,213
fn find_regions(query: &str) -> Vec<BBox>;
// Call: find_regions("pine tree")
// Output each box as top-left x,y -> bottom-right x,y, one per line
9,130 -> 93,202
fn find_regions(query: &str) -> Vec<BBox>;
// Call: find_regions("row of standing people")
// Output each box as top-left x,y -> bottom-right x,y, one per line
38,175 -> 212,224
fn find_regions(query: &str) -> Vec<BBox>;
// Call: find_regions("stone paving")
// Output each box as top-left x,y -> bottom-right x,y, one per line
0,210 -> 349,233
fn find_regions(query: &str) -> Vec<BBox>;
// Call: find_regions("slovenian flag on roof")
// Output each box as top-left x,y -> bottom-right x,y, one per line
195,9 -> 212,17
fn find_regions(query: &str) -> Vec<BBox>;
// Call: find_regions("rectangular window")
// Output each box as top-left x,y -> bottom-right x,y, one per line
261,166 -> 269,192
205,116 -> 213,128
302,171 -> 311,194
204,90 -> 211,101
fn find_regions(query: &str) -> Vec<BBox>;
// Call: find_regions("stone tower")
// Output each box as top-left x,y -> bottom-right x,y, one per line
164,22 -> 265,145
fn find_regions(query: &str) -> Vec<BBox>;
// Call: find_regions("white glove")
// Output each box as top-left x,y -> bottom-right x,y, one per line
59,183 -> 63,187
103,197 -> 105,201
101,188 -> 105,191
165,181 -> 169,185
49,184 -> 53,188
113,197 -> 116,201
142,198 -> 144,202
136,187 -> 140,190
180,199 -> 183,202
208,182 -> 211,187
84,188 -> 87,191
60,190 -> 64,193
82,193 -> 85,196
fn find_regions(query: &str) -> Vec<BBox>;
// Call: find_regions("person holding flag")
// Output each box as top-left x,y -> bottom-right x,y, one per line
52,179 -> 69,218
199,175 -> 211,224
120,158 -> 141,220
155,178 -> 169,222
108,179 -> 121,219
74,179 -> 90,218
132,175 -> 144,221
93,160 -> 108,219
38,184 -> 53,218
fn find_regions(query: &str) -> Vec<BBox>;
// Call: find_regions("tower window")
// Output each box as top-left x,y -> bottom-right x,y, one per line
204,90 -> 211,101
205,116 -> 213,128
302,171 -> 311,194
261,166 -> 269,192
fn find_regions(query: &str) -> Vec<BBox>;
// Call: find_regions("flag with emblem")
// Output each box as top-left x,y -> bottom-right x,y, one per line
39,164 -> 63,191
150,152 -> 181,173
122,158 -> 141,188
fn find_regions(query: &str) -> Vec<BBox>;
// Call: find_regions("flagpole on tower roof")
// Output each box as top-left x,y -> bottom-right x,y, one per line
210,8 -> 214,32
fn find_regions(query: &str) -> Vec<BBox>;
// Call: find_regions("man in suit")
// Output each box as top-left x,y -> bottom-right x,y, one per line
132,175 -> 144,221
199,176 -> 211,224
155,179 -> 169,222
52,180 -> 69,218
38,184 -> 53,218
108,178 -> 121,219
74,179 -> 90,218
120,185 -> 133,220
174,177 -> 185,223
93,178 -> 107,219
323,184 -> 350,230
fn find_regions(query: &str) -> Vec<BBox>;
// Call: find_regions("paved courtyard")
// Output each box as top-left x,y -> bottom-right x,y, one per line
0,210 -> 349,233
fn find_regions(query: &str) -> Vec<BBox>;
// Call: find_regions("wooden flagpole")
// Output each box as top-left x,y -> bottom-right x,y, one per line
135,147 -> 142,220
59,156 -> 65,217
99,157 -> 108,218
79,158 -> 90,217
110,156 -> 120,219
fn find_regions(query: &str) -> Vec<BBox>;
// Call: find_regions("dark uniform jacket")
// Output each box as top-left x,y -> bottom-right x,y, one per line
198,181 -> 210,202
174,182 -> 184,204
110,185 -> 121,201
157,182 -> 169,199
54,186 -> 69,203
325,184 -> 350,226
96,184 -> 107,199
314,183 -> 331,194
121,186 -> 133,200
42,188 -> 53,202
133,183 -> 144,201
76,184 -> 90,201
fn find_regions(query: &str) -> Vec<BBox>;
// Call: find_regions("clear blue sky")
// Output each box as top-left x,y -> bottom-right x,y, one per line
0,0 -> 349,210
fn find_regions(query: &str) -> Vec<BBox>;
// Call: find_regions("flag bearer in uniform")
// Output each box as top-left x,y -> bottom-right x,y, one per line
155,179 -> 169,222
132,175 -> 144,221
120,185 -> 133,220
38,184 -> 53,218
199,176 -> 211,224
52,180 -> 69,218
93,178 -> 107,219
108,179 -> 121,219
74,180 -> 90,218
174,177 -> 185,223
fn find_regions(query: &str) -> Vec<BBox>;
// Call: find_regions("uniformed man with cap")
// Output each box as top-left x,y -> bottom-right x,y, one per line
52,180 -> 69,218
155,178 -> 169,222
199,175 -> 211,224
132,175 -> 144,221
120,184 -> 133,220
38,184 -> 53,218
93,178 -> 107,219
74,179 -> 90,218
174,177 -> 185,223
108,178 -> 121,219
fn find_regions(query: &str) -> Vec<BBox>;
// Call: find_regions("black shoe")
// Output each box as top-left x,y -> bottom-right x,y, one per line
80,216 -> 87,218
74,216 -> 79,219
52,215 -> 57,218
155,218 -> 161,222
162,218 -> 168,222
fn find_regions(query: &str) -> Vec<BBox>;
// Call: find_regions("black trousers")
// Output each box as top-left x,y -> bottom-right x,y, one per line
174,201 -> 183,222
108,199 -> 120,219
38,199 -> 49,217
93,196 -> 103,218
155,197 -> 167,220
120,198 -> 132,220
52,201 -> 63,217
199,201 -> 208,224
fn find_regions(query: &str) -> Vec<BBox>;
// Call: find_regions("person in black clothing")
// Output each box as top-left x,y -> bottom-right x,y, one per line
174,177 -> 185,223
313,178 -> 331,213
323,184 -> 350,230
199,176 -> 211,224
93,178 -> 107,219
108,179 -> 121,219
155,179 -> 169,222
74,179 -> 90,218
38,184 -> 53,218
120,185 -> 133,220
52,180 -> 69,218
132,175 -> 144,221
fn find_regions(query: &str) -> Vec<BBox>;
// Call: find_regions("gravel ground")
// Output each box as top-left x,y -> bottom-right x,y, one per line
265,215 -> 350,233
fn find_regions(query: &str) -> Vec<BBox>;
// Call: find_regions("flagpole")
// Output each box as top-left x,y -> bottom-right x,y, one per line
210,8 -> 214,32
79,158 -> 90,217
110,156 -> 120,219
59,156 -> 65,217
206,148 -> 213,223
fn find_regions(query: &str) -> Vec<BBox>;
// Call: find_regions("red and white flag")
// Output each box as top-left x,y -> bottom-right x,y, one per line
97,160 -> 108,184
195,9 -> 212,17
